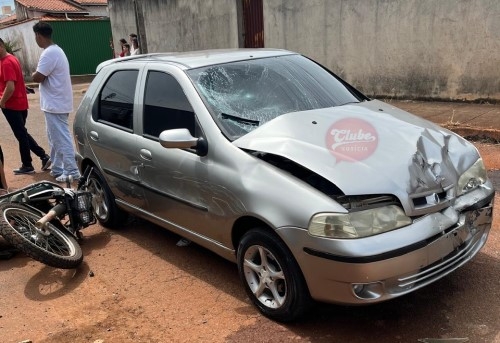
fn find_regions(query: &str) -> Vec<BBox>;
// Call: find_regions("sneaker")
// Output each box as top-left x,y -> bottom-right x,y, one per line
55,174 -> 81,183
49,170 -> 62,178
13,166 -> 35,175
41,155 -> 51,171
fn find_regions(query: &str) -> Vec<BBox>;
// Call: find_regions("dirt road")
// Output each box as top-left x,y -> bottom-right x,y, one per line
0,88 -> 499,343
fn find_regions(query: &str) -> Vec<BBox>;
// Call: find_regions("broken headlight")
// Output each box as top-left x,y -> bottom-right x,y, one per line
457,158 -> 487,196
308,205 -> 412,239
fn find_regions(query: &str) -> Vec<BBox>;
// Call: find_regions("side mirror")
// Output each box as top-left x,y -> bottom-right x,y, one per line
159,129 -> 208,156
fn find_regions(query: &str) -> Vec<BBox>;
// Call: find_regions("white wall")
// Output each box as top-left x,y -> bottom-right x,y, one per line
1,19 -> 41,77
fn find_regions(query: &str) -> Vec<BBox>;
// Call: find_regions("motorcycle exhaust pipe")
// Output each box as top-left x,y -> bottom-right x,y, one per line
35,203 -> 68,234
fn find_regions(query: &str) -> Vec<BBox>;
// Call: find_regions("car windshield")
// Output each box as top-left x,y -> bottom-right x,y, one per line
187,54 -> 364,140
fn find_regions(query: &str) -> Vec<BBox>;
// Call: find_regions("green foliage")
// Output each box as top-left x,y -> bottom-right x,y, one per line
3,39 -> 21,54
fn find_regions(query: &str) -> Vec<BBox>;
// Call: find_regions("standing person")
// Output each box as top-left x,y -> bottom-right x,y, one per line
130,37 -> 140,55
129,33 -> 140,55
31,22 -> 81,181
117,38 -> 128,58
122,43 -> 131,57
0,37 -> 50,175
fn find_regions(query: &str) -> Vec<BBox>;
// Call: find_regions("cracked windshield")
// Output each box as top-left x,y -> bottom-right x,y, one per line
187,54 -> 362,139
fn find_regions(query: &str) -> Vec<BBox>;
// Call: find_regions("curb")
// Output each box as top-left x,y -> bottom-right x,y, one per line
441,124 -> 500,144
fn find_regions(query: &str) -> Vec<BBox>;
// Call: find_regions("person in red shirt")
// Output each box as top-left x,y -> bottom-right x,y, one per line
117,38 -> 128,58
0,37 -> 50,174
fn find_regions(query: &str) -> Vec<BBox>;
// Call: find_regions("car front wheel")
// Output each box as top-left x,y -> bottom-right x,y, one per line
237,228 -> 310,322
87,168 -> 127,229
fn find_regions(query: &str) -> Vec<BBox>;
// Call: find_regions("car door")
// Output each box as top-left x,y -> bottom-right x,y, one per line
135,66 -> 223,239
87,67 -> 147,208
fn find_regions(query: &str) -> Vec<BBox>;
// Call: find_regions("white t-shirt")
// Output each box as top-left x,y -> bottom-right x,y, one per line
36,45 -> 73,113
130,47 -> 140,55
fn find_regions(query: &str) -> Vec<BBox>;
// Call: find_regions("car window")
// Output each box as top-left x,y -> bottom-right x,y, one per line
97,70 -> 138,131
187,54 -> 364,140
143,71 -> 196,139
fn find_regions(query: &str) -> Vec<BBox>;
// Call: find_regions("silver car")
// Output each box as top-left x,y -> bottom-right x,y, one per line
73,49 -> 494,322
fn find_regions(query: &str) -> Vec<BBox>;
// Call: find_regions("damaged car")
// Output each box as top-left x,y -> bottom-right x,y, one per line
73,49 -> 495,322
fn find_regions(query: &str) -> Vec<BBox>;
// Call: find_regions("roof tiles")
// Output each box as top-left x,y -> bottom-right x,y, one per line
0,14 -> 16,24
16,0 -> 107,12
75,0 -> 108,4
16,0 -> 82,12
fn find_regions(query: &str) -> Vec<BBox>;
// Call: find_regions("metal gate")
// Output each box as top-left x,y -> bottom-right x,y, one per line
243,0 -> 264,48
46,20 -> 113,75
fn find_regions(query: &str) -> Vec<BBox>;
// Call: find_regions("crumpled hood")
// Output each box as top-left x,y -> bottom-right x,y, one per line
233,100 -> 479,199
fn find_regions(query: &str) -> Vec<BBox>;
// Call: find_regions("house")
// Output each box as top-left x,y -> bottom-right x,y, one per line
15,0 -> 108,21
0,0 -> 110,76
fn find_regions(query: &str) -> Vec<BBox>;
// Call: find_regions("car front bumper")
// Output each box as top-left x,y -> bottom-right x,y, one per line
278,187 -> 494,305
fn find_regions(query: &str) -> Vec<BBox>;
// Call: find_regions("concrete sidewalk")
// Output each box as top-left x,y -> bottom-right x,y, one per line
387,99 -> 500,142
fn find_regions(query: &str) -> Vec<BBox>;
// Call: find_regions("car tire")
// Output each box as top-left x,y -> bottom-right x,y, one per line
87,167 -> 127,229
237,228 -> 310,322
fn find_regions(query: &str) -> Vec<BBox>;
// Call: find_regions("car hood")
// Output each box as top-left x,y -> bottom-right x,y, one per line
233,99 -> 479,198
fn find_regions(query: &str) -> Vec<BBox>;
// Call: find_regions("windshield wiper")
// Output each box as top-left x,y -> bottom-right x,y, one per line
221,113 -> 260,126
340,101 -> 361,106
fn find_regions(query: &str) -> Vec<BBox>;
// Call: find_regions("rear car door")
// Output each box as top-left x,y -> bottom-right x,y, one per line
87,66 -> 146,208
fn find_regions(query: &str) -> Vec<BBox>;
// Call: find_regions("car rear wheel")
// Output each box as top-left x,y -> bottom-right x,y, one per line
237,228 -> 310,322
87,168 -> 127,229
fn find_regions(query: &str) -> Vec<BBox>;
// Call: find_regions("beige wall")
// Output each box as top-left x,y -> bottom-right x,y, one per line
105,0 -> 500,101
108,0 -> 241,55
264,0 -> 500,101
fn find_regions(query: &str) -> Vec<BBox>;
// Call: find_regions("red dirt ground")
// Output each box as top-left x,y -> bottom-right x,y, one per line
0,89 -> 498,342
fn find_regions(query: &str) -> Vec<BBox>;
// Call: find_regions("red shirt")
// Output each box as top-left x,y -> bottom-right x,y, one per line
0,54 -> 29,110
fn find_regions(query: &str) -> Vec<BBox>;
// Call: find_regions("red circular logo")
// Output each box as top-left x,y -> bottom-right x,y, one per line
326,118 -> 378,163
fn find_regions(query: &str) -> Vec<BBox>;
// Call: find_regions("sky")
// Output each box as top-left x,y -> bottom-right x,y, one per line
0,0 -> 14,10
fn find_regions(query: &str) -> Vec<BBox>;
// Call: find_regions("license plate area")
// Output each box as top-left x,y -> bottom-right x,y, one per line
427,205 -> 492,264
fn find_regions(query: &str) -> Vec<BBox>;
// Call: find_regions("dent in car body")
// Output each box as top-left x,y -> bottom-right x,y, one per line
233,100 -> 479,214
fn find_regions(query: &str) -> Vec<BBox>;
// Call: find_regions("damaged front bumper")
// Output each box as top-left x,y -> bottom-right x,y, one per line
278,183 -> 495,305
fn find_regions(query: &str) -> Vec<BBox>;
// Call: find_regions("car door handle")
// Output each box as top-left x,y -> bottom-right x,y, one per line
89,131 -> 99,141
140,149 -> 152,161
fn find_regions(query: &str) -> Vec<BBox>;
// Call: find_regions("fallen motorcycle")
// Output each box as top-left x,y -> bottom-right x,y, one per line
0,167 -> 96,269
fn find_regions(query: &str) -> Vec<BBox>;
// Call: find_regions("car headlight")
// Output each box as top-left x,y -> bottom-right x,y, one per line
457,158 -> 487,196
308,205 -> 412,239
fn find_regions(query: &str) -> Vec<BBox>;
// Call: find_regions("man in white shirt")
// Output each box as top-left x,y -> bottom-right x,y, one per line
31,22 -> 81,182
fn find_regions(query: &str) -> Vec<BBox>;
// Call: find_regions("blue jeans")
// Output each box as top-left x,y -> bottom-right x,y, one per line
44,112 -> 80,177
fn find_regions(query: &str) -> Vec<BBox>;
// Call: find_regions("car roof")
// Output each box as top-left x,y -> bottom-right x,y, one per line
96,48 -> 298,72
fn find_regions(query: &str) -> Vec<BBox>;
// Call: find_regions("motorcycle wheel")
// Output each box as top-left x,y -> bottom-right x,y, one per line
0,203 -> 83,269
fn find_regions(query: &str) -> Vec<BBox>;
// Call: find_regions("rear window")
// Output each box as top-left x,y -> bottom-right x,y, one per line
96,70 -> 138,131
